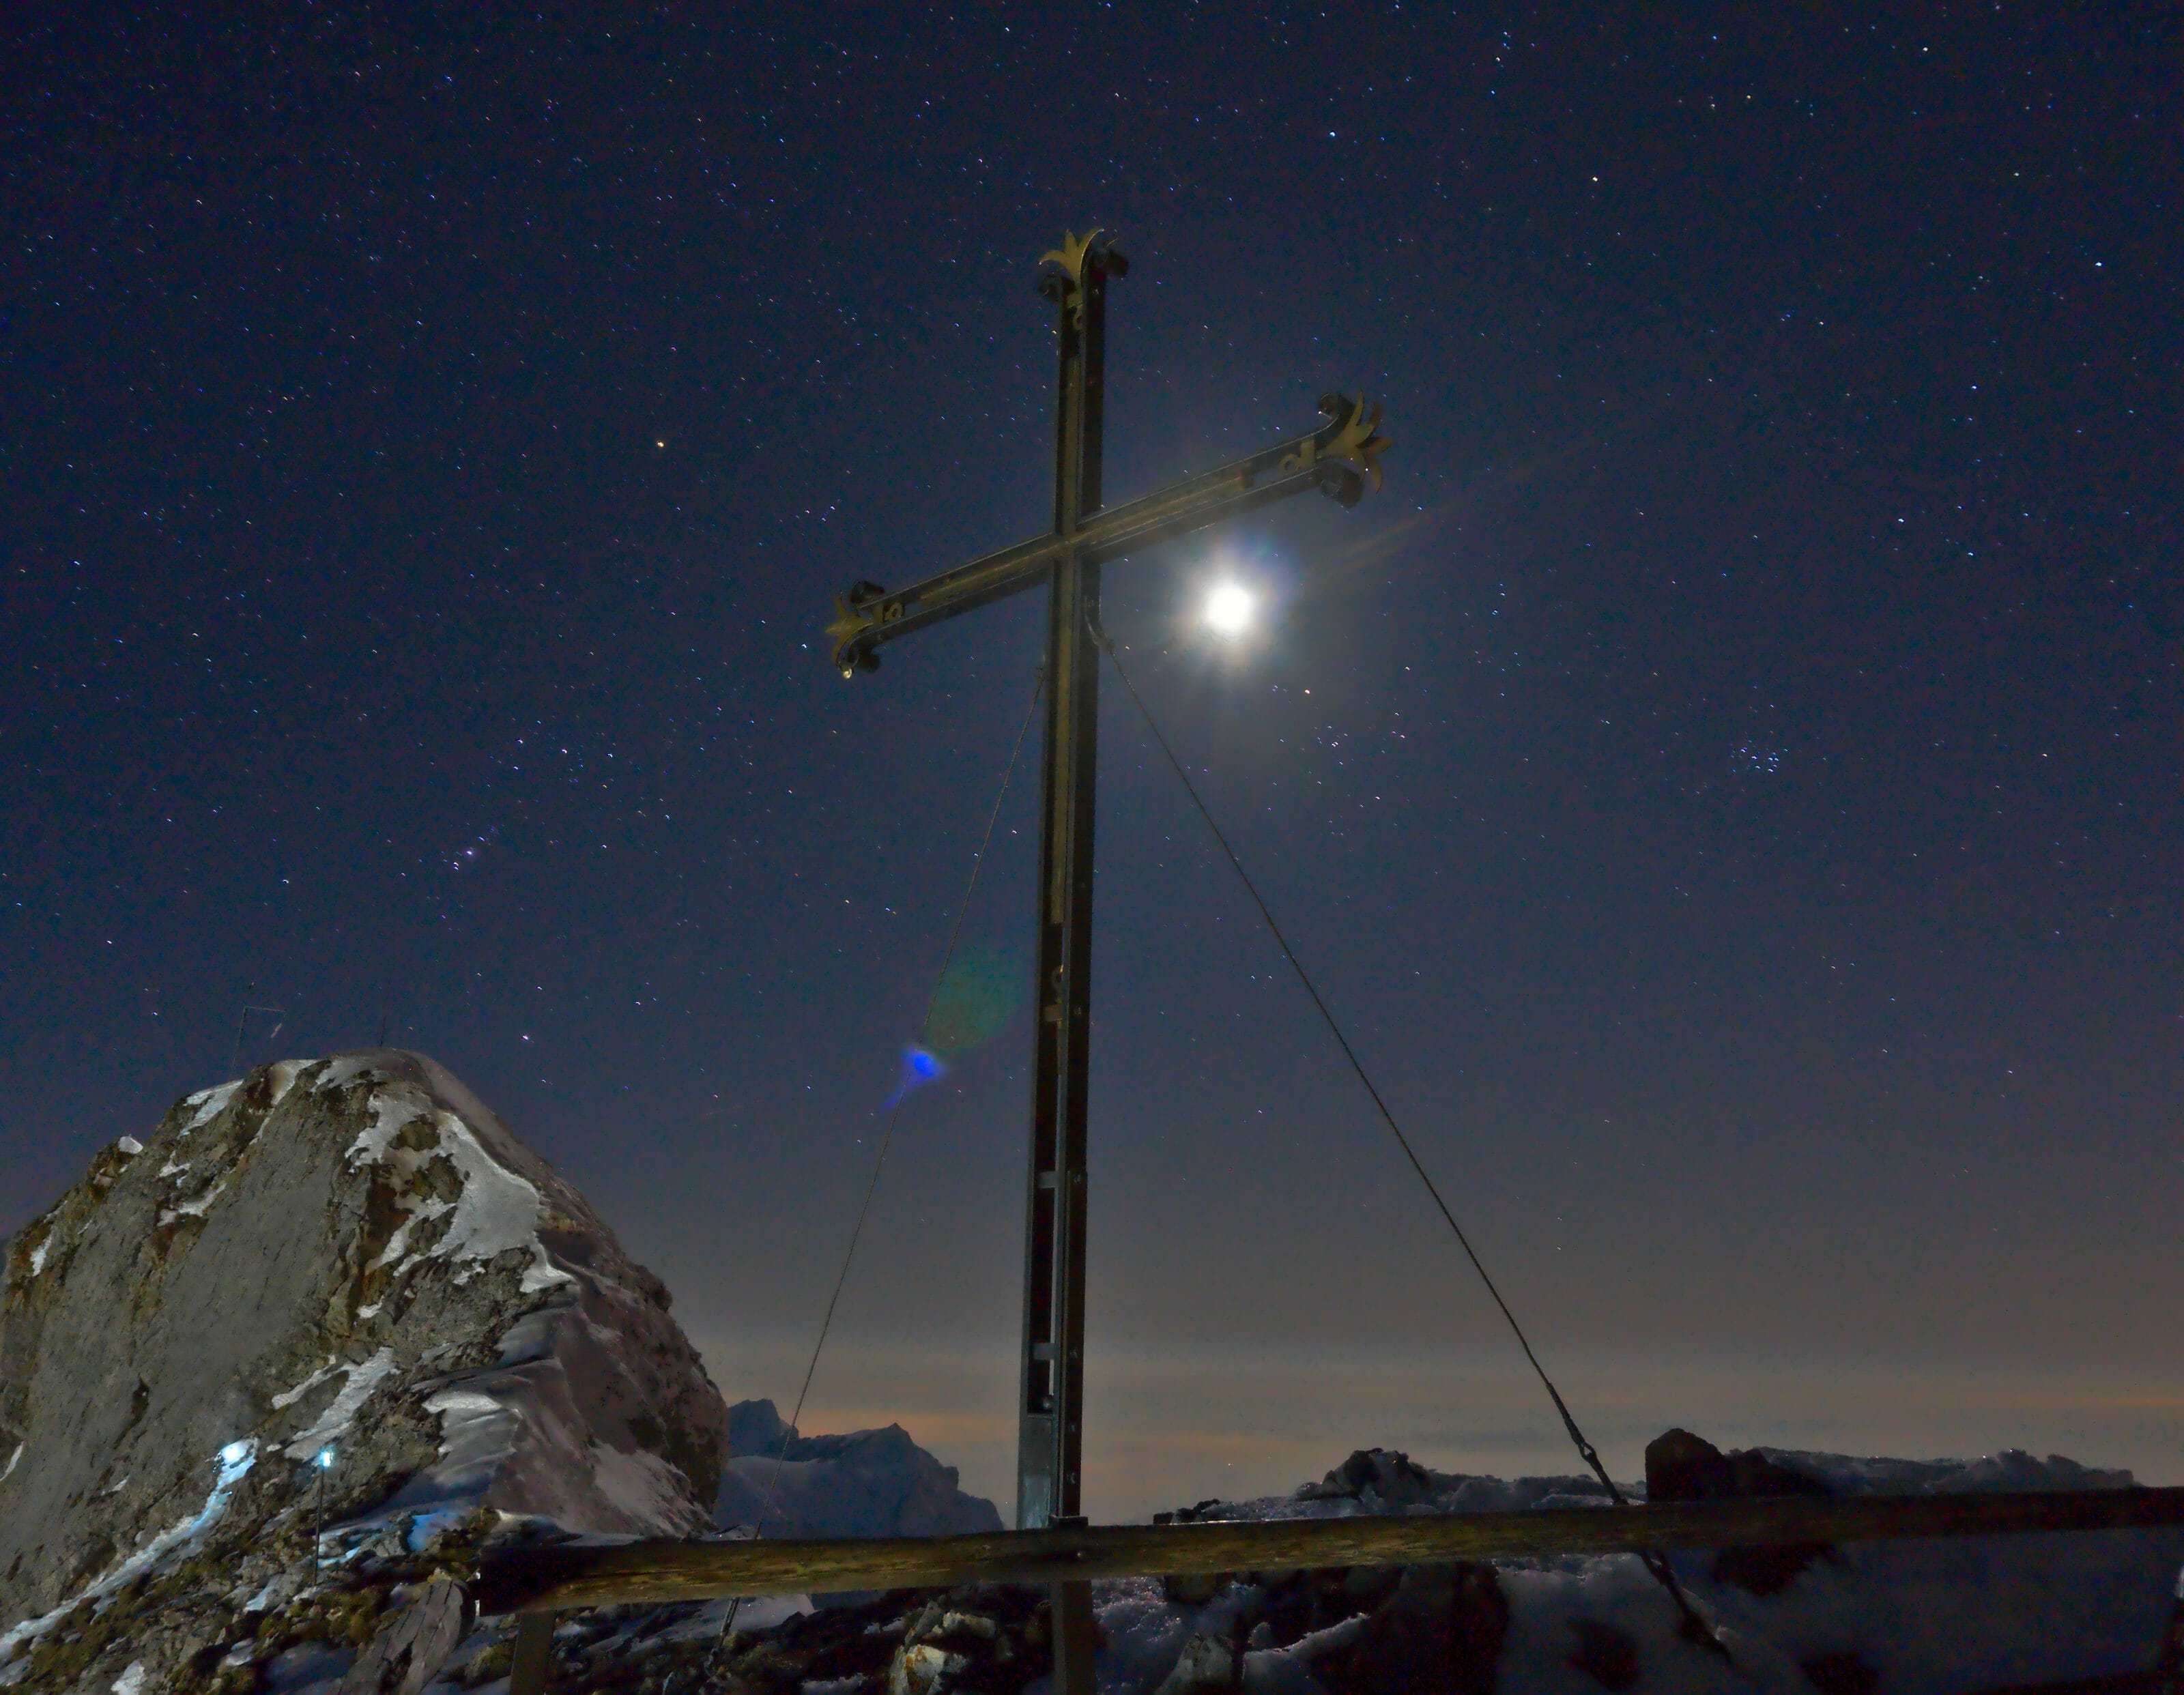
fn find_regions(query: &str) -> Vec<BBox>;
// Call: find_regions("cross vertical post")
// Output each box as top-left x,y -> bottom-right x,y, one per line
820,226 -> 1388,1695
1018,231 -> 1119,1537
1022,229 -> 1122,1695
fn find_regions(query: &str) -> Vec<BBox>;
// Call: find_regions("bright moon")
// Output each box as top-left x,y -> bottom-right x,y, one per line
1203,581 -> 1255,637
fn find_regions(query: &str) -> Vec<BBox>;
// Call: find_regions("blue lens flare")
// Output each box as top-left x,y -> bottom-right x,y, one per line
881,1043 -> 948,1112
872,944 -> 1022,1114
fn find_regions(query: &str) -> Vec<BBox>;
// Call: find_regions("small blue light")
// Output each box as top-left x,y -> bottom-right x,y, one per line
879,1043 -> 949,1112
219,1441 -> 251,1465
314,1448 -> 336,1471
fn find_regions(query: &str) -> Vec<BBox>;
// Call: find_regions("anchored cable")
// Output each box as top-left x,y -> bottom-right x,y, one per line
712,665 -> 1046,1657
1092,628 -> 1731,1663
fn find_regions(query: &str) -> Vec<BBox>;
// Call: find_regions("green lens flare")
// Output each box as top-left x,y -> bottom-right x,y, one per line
922,943 -> 1023,1055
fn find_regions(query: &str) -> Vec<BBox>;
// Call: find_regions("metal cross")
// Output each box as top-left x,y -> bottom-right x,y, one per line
824,227 -> 1386,1690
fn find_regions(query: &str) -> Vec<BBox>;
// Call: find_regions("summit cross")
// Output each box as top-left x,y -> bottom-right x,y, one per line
823,228 -> 1388,1692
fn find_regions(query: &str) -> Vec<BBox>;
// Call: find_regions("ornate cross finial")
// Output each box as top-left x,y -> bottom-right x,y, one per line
1281,394 -> 1393,496
1039,228 -> 1130,291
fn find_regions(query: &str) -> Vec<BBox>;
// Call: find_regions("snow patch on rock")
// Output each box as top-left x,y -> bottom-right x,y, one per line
179,1081 -> 242,1133
265,1059 -> 309,1106
311,1056 -> 386,1097
343,1085 -> 432,1169
592,1443 -> 704,1528
419,1387 -> 521,1499
341,1082 -> 573,1294
424,1110 -> 569,1287
268,1359 -> 338,1412
158,1180 -> 229,1226
367,1200 -> 451,1271
517,1246 -> 577,1294
281,1350 -> 397,1460
0,1440 -> 257,1665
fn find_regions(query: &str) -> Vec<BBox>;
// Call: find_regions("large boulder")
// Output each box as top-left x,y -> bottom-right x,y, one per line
1643,1428 -> 1832,1505
715,1397 -> 1003,1539
1644,1427 -> 1836,1597
1297,1447 -> 1443,1509
0,1050 -> 728,1647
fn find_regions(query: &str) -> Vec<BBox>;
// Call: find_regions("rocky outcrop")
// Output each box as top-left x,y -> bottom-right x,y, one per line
0,1050 -> 728,1674
7,1055 -> 2180,1695
1643,1428 -> 1832,1507
1644,1427 -> 1836,1595
1296,1447 -> 1443,1509
1275,1447 -> 1615,1518
715,1397 -> 1003,1539
1108,1436 -> 2182,1692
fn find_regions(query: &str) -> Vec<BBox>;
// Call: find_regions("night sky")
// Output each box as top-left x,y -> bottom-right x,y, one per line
4,7 -> 2176,1522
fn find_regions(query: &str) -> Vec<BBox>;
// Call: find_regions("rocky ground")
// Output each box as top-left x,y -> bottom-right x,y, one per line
0,1052 -> 1011,1695
5,1053 -> 2181,1695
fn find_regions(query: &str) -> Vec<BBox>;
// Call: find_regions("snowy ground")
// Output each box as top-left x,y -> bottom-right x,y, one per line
1078,1446 -> 2184,1693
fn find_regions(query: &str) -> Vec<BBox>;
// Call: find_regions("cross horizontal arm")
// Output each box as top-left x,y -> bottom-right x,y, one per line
825,392 -> 1388,675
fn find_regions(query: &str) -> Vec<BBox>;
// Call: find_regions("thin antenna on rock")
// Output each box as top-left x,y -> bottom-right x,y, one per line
231,983 -> 254,1072
229,987 -> 287,1073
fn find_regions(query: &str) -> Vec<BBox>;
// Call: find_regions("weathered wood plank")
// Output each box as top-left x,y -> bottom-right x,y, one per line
505,1610 -> 558,1695
472,1486 -> 2184,1614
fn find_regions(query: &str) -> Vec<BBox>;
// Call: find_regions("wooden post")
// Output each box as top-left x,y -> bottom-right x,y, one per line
506,1610 -> 557,1695
1050,1575 -> 1097,1694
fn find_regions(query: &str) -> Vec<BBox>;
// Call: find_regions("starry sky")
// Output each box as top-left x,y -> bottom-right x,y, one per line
3,6 -> 2176,1522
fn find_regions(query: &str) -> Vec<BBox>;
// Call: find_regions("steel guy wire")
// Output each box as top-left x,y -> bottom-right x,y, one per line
1091,628 -> 1732,1664
711,664 -> 1046,1654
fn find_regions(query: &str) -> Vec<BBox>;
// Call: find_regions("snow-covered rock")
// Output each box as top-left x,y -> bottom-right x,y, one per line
0,1050 -> 728,1677
7,1049 -> 2180,1694
1101,1439 -> 2184,1694
715,1397 -> 1003,1539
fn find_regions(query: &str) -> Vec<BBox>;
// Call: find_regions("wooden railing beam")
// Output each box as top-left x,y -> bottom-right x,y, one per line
473,1486 -> 2184,1616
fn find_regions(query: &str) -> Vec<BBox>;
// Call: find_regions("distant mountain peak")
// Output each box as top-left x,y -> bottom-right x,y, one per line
716,1397 -> 1003,1540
